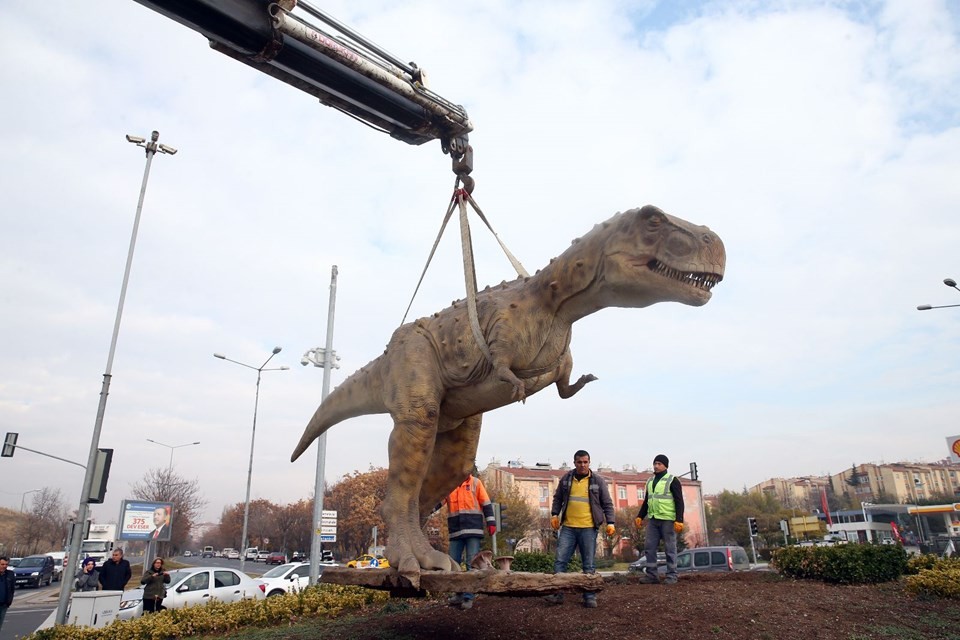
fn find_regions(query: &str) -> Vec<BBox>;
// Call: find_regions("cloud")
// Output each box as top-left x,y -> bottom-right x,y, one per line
1,0 -> 958,524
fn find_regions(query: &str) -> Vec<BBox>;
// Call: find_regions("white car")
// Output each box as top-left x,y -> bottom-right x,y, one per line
44,551 -> 67,582
226,549 -> 240,560
254,562 -> 313,597
118,567 -> 265,620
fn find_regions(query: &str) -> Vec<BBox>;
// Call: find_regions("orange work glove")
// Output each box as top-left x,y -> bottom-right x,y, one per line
551,515 -> 560,530
635,517 -> 643,529
488,524 -> 497,536
674,521 -> 684,533
605,524 -> 616,536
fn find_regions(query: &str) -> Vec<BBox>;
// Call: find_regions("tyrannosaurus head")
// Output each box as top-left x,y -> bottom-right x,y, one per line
551,205 -> 725,317
601,204 -> 725,308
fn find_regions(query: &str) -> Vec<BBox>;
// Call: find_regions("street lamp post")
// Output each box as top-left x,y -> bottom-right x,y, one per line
300,266 -> 340,585
56,130 -> 177,625
214,348 -> 289,572
146,439 -> 200,470
20,489 -> 41,513
917,278 -> 960,310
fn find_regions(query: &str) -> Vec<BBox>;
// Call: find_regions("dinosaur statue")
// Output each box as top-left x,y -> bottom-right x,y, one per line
291,204 -> 725,587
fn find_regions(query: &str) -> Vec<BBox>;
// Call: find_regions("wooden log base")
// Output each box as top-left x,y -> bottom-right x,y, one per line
321,567 -> 604,598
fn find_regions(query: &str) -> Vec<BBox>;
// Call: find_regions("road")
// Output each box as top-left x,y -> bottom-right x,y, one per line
2,578 -> 60,640
0,554 -> 271,639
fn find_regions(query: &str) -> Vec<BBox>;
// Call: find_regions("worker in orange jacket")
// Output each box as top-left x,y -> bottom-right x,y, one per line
445,474 -> 496,610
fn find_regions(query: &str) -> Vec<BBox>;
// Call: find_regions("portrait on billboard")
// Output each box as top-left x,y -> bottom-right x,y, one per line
119,500 -> 174,542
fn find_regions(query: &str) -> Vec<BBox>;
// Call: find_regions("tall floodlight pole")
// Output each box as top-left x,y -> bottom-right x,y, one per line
302,266 -> 340,585
214,348 -> 289,572
56,131 -> 176,625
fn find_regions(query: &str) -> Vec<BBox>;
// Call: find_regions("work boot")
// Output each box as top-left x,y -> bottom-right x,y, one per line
447,594 -> 464,606
583,594 -> 598,608
543,593 -> 564,605
460,598 -> 474,610
664,576 -> 678,585
640,573 -> 660,584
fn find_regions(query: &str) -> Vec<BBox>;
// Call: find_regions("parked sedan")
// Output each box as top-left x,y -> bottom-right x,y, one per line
226,549 -> 240,560
256,550 -> 271,562
118,567 -> 264,620
255,562 -> 312,597
265,551 -> 287,565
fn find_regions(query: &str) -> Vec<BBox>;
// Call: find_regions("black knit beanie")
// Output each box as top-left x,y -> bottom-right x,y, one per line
653,454 -> 669,468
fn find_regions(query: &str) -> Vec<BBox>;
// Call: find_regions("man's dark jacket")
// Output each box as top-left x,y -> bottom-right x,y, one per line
1,567 -> 15,607
550,470 -> 615,527
98,557 -> 132,591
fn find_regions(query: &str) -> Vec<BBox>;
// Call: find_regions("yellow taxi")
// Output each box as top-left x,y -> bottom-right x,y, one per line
346,554 -> 390,569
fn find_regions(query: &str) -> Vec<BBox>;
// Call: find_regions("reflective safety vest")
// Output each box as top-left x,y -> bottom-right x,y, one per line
446,476 -> 495,539
646,473 -> 676,520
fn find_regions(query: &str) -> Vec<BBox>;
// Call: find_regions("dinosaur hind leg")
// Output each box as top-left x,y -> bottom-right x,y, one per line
419,413 -> 484,524
381,406 -> 459,585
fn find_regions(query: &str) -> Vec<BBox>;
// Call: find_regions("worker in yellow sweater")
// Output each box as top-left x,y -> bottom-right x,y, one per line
545,450 -> 615,608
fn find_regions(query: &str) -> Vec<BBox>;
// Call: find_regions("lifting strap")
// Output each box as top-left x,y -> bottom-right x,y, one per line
402,179 -> 528,365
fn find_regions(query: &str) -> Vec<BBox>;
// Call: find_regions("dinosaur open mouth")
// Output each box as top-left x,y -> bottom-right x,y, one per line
648,259 -> 722,291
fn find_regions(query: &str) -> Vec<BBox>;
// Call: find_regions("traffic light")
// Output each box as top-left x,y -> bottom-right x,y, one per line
494,503 -> 508,530
748,517 -> 759,536
2,432 -> 18,457
689,462 -> 698,481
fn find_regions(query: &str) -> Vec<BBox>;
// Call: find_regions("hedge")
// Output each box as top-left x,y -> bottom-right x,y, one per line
770,544 -> 907,584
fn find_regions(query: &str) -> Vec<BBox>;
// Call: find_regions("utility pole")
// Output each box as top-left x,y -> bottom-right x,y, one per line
305,266 -> 340,585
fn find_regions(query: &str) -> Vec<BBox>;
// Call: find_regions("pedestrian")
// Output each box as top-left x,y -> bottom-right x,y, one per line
545,450 -> 615,608
445,472 -> 496,610
0,556 -> 15,633
75,557 -> 100,592
140,557 -> 170,613
635,453 -> 685,584
99,548 -> 132,591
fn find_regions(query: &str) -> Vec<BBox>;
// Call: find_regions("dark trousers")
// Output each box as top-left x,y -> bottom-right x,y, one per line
0,604 -> 8,630
143,597 -> 164,613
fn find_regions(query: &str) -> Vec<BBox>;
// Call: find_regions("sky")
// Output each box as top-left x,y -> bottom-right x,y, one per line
1,0 -> 959,525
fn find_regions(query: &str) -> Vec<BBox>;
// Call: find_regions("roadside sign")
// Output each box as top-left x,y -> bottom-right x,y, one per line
320,534 -> 336,542
322,510 -> 338,518
321,525 -> 337,534
321,517 -> 338,527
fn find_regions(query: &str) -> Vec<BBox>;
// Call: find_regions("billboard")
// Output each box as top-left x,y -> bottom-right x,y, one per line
119,500 -> 174,542
948,435 -> 960,464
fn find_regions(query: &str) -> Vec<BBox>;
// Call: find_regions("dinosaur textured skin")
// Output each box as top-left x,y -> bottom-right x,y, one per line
291,205 -> 725,587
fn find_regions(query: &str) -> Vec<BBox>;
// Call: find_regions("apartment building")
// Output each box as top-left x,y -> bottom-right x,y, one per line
483,460 -> 707,551
830,460 -> 960,504
749,476 -> 830,510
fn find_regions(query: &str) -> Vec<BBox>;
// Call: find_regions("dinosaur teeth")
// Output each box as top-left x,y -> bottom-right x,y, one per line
648,260 -> 721,291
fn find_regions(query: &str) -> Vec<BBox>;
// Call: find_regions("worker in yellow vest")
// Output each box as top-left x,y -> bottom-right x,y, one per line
636,454 -> 685,584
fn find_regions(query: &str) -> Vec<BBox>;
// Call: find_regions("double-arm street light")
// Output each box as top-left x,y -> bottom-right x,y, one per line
20,489 -> 41,513
917,278 -> 960,310
214,347 -> 289,571
56,131 -> 177,625
146,439 -> 200,470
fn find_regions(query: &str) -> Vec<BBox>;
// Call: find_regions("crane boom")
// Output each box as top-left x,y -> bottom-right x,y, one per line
131,0 -> 473,155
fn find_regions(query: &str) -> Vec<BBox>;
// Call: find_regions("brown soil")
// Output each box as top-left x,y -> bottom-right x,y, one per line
282,572 -> 960,640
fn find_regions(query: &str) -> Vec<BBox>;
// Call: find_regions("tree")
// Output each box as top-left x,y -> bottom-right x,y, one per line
480,479 -> 537,555
15,487 -> 68,554
327,468 -> 388,559
130,467 -> 206,556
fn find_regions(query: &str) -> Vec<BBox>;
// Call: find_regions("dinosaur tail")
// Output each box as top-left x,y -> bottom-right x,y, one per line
290,356 -> 387,462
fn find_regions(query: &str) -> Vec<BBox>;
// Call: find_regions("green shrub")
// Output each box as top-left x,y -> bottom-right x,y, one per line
905,553 -> 960,575
26,584 -> 386,640
905,567 -> 960,599
509,551 -> 582,573
770,544 -> 907,584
